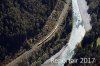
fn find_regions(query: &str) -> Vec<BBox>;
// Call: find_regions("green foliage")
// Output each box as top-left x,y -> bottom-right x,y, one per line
30,10 -> 72,66
68,0 -> 100,66
97,38 -> 100,46
0,0 -> 58,64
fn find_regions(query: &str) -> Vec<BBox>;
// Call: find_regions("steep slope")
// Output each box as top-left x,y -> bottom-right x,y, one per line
0,0 -> 57,65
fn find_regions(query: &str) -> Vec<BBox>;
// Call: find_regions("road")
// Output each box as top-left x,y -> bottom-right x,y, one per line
34,0 -> 71,48
41,0 -> 91,66
6,0 -> 71,66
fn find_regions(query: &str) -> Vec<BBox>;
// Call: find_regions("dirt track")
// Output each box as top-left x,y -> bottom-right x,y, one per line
6,0 -> 71,66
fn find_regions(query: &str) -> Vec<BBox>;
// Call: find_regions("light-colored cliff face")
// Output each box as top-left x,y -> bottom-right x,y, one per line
41,0 -> 92,66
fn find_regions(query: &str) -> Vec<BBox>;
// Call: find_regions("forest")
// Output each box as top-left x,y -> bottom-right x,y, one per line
0,0 -> 100,66
65,0 -> 100,66
0,0 -> 58,65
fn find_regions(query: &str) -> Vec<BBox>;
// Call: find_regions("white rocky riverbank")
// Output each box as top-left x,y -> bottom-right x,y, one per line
41,0 -> 92,66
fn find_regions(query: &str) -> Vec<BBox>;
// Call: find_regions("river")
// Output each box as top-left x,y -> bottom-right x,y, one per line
41,0 -> 91,66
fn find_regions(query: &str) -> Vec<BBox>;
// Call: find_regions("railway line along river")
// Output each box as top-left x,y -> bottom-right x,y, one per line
41,0 -> 92,66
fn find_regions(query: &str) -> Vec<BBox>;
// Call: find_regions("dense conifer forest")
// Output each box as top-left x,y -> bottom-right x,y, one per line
0,0 -> 100,66
0,0 -> 57,65
65,0 -> 100,66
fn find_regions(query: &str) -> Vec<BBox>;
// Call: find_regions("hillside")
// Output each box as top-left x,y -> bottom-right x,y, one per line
65,0 -> 100,66
0,0 -> 100,66
0,0 -> 58,65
